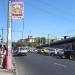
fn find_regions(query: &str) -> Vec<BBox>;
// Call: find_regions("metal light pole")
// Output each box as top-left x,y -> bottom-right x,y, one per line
6,0 -> 12,70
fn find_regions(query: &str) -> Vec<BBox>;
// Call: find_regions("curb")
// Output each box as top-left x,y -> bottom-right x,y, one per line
0,57 -> 18,75
0,68 -> 13,73
12,58 -> 18,75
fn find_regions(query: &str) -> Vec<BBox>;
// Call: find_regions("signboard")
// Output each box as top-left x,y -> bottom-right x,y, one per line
12,2 -> 24,19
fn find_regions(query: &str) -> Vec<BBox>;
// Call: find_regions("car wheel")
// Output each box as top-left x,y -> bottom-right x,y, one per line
50,53 -> 51,56
25,54 -> 27,56
51,53 -> 54,56
69,55 -> 73,60
61,55 -> 65,59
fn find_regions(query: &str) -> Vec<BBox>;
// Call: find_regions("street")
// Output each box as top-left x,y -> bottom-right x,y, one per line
14,53 -> 75,75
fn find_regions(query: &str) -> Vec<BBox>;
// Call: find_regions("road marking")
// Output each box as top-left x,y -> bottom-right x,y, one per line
54,63 -> 67,68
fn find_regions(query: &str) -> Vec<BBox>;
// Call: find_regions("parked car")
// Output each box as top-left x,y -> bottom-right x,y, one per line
29,48 -> 35,53
34,48 -> 38,53
54,48 -> 75,59
13,48 -> 18,56
37,48 -> 45,54
64,49 -> 75,59
15,47 -> 28,56
37,49 -> 41,54
44,48 -> 55,56
54,48 -> 65,58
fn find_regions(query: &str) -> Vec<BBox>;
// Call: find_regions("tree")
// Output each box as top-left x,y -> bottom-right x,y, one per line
40,37 -> 46,44
35,37 -> 40,45
15,37 -> 47,48
12,42 -> 17,49
17,40 -> 26,47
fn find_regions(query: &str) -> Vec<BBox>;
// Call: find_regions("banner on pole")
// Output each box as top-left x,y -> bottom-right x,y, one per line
12,2 -> 24,19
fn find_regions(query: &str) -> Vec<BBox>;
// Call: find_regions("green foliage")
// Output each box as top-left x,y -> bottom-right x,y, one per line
40,37 -> 46,44
12,42 -> 17,49
14,37 -> 46,48
35,37 -> 46,46
17,40 -> 26,47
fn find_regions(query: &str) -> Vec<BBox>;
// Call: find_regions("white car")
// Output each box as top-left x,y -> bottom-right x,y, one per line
44,48 -> 55,56
34,49 -> 39,53
16,47 -> 28,56
54,48 -> 65,58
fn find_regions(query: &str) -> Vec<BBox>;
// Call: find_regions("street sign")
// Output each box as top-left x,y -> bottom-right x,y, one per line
12,2 -> 24,19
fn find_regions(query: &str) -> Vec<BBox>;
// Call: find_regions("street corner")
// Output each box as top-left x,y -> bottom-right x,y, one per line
0,62 -> 16,75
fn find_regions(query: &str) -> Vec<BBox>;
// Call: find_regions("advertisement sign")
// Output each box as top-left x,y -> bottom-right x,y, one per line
12,2 -> 24,19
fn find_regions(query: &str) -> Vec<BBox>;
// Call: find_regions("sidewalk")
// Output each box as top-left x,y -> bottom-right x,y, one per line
0,59 -> 16,75
0,68 -> 14,75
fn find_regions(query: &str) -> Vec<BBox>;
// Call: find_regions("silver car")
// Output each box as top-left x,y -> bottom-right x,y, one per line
16,47 -> 28,56
44,48 -> 55,56
54,48 -> 65,58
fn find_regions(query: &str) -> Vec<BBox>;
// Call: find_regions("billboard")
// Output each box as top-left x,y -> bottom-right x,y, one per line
12,2 -> 24,19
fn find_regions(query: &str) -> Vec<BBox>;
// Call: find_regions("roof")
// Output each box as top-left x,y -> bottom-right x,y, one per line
36,37 -> 75,48
50,37 -> 75,46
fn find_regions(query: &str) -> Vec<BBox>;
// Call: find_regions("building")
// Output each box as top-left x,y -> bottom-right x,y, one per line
28,32 -> 35,43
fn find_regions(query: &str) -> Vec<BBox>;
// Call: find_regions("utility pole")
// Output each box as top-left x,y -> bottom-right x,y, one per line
6,0 -> 12,70
2,26 -> 3,42
22,17 -> 24,40
22,0 -> 24,41
48,34 -> 50,44
40,37 -> 41,45
2,25 -> 4,63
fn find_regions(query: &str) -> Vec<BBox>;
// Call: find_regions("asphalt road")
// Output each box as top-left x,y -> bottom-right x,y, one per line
14,53 -> 75,75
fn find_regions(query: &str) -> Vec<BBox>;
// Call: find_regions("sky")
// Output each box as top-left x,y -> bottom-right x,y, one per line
0,0 -> 75,42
